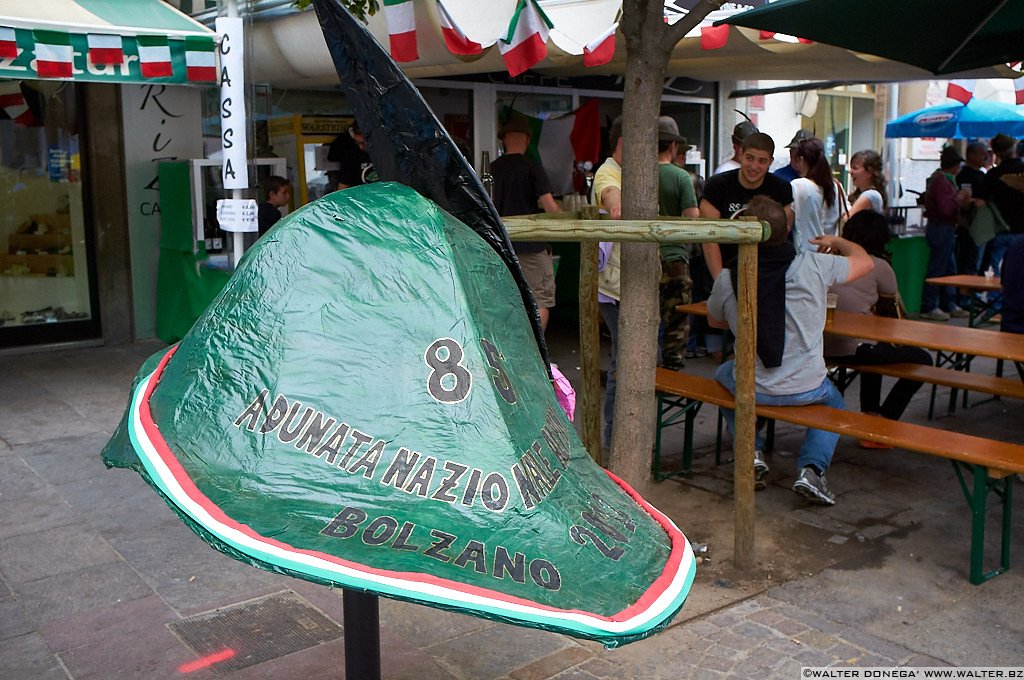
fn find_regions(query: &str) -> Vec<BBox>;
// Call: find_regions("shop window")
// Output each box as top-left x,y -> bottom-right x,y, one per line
0,80 -> 98,345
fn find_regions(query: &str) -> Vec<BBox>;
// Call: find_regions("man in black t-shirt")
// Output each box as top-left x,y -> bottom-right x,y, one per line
955,141 -> 989,281
327,121 -> 375,190
491,113 -> 561,330
700,132 -> 794,278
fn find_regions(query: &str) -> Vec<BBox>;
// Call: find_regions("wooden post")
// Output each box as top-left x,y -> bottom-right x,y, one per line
733,242 -> 758,570
577,206 -> 602,461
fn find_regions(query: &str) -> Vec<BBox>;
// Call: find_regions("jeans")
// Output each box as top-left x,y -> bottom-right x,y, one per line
921,222 -> 957,313
828,343 -> 933,420
715,360 -> 844,473
599,301 -> 619,446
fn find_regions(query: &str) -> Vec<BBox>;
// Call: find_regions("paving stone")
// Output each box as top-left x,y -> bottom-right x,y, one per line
0,523 -> 122,585
428,623 -> 572,680
39,594 -> 176,653
15,560 -> 153,625
0,485 -> 79,540
0,631 -> 69,680
15,432 -> 114,486
508,644 -> 592,680
104,514 -> 285,613
0,596 -> 34,640
0,392 -> 100,446
379,594 -> 493,649
58,613 -> 197,680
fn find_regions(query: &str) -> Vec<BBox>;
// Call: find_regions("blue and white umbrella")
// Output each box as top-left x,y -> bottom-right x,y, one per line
885,99 -> 1024,139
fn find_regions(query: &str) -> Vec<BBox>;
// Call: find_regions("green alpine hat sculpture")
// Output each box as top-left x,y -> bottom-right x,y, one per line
103,182 -> 695,647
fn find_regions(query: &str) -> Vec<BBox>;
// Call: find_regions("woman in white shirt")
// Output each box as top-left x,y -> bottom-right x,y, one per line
791,137 -> 841,251
847,149 -> 887,217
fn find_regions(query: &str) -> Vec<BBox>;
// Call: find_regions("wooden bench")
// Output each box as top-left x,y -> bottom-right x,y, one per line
653,367 -> 1024,584
832,362 -> 1024,419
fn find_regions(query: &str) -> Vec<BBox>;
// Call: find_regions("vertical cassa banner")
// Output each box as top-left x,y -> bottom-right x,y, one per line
216,17 -> 248,190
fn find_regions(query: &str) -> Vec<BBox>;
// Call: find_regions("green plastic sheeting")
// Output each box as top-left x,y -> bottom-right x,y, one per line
104,183 -> 696,647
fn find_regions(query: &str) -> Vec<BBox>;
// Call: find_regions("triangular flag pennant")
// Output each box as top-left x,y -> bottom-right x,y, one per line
0,27 -> 18,59
583,23 -> 616,68
797,37 -> 813,44
33,30 -> 73,78
758,30 -> 776,40
138,35 -> 173,78
437,0 -> 482,56
946,79 -> 976,105
185,36 -> 216,82
87,34 -> 123,65
383,0 -> 418,62
569,98 -> 601,165
0,80 -> 34,126
700,24 -> 729,50
499,0 -> 552,78
1013,76 -> 1024,106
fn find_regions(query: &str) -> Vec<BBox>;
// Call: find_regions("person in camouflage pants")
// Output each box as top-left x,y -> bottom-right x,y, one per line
660,260 -> 692,370
656,116 -> 700,371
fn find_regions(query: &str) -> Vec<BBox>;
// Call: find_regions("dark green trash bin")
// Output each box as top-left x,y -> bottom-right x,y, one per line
888,235 -> 929,314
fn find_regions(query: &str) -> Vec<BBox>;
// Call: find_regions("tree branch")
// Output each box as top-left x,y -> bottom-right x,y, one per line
660,0 -> 724,53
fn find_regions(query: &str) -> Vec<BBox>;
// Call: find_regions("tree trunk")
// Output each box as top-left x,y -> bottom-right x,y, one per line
610,0 -> 717,494
608,0 -> 669,494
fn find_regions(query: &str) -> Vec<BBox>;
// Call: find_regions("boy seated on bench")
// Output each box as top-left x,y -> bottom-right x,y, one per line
707,195 -> 874,505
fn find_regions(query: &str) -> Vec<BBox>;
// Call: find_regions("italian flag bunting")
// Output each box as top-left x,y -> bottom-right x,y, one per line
499,0 -> 552,78
0,27 -> 17,59
583,23 -> 617,68
1015,76 -> 1024,106
946,79 -> 976,105
185,36 -> 216,82
383,0 -> 418,63
33,30 -> 74,78
437,0 -> 482,56
0,80 -> 34,126
138,35 -> 173,78
87,34 -> 124,65
700,24 -> 729,50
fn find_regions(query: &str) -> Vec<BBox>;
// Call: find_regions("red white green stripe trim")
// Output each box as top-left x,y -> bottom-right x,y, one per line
383,0 -> 418,63
33,30 -> 73,78
184,36 -> 216,82
499,0 -> 552,78
0,27 -> 16,59
87,33 -> 123,65
126,346 -> 695,643
137,34 -> 172,78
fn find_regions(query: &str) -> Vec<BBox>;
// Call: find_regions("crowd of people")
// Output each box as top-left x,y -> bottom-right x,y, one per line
255,112 -> 1022,507
583,119 -> 1023,507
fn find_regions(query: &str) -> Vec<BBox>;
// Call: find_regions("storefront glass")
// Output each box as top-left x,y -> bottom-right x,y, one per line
0,80 -> 98,347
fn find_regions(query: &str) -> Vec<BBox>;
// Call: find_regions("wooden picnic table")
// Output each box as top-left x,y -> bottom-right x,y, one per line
678,300 -> 1024,368
925,274 -> 1002,327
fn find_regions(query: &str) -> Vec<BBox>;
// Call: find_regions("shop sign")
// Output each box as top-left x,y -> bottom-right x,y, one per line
216,17 -> 248,190
0,29 -> 216,85
215,199 -> 258,232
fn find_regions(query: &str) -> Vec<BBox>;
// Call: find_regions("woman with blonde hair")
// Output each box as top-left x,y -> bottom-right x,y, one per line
847,149 -> 888,217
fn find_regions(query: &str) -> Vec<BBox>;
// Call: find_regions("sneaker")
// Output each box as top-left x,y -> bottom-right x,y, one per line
919,308 -> 950,321
793,466 -> 836,506
753,450 -> 769,490
947,305 -> 969,318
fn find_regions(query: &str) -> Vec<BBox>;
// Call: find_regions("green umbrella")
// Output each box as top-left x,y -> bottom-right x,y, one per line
720,0 -> 1024,75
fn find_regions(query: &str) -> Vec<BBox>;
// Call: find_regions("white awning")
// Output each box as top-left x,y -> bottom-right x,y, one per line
246,2 -> 1016,89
